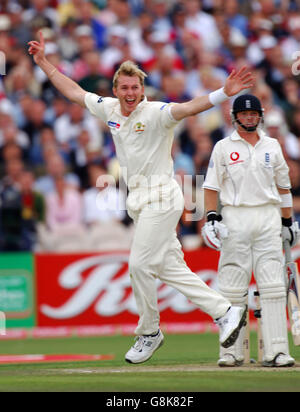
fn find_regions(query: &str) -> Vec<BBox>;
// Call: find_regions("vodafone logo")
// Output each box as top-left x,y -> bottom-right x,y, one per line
230,152 -> 240,162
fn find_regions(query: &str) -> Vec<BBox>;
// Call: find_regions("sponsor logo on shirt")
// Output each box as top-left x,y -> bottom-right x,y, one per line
229,151 -> 244,165
108,121 -> 120,129
97,96 -> 104,103
230,152 -> 240,162
134,122 -> 145,132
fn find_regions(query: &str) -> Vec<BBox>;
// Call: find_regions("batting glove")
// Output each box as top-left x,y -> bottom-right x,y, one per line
201,211 -> 229,251
282,218 -> 300,248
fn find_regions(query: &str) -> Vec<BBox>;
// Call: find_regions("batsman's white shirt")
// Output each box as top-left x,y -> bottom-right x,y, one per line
203,129 -> 291,206
84,93 -> 178,190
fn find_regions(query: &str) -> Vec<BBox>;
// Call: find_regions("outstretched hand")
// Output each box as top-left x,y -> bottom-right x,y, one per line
224,66 -> 254,97
27,30 -> 45,64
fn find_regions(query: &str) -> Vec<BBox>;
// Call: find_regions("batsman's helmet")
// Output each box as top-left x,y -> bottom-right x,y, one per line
231,94 -> 264,132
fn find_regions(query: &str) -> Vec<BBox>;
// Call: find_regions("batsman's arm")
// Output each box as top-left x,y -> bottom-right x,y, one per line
204,188 -> 219,214
171,66 -> 254,121
28,31 -> 86,107
278,187 -> 300,247
278,187 -> 293,219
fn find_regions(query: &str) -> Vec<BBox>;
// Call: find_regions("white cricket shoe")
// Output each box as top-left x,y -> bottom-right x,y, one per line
218,353 -> 244,367
216,305 -> 247,348
125,330 -> 164,364
262,353 -> 295,367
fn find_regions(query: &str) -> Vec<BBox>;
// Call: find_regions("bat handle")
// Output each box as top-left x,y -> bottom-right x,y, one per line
284,240 -> 292,263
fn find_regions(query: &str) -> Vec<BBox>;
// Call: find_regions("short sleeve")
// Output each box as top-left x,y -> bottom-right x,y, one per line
203,143 -> 225,192
84,92 -> 109,122
157,102 -> 181,129
274,141 -> 291,189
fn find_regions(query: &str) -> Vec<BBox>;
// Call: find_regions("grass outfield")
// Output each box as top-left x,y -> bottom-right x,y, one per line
0,332 -> 300,392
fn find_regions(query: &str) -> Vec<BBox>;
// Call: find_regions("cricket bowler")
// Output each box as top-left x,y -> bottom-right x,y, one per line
202,94 -> 299,367
28,31 -> 253,364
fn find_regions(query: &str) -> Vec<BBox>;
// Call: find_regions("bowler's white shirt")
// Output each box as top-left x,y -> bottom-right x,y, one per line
84,93 -> 180,191
203,129 -> 291,207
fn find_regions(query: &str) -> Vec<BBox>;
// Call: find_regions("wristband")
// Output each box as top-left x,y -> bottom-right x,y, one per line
282,217 -> 293,227
208,87 -> 229,106
280,193 -> 293,208
207,210 -> 222,222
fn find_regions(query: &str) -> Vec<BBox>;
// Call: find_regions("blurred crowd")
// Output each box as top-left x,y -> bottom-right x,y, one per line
1,0 -> 300,252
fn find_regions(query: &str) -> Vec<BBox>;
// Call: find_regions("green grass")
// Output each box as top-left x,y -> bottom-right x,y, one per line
0,333 -> 300,392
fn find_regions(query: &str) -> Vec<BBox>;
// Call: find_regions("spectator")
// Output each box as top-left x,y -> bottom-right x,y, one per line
149,0 -> 173,37
100,25 -> 132,77
78,50 -> 110,93
71,24 -> 98,81
290,105 -> 300,137
57,0 -> 85,27
0,158 -> 24,251
287,158 -> 300,225
34,153 -> 80,195
264,111 -> 300,160
281,16 -> 300,63
83,161 -> 126,225
38,174 -> 86,251
223,0 -> 249,38
54,101 -> 103,158
83,161 -> 132,250
3,157 -> 24,188
0,112 -> 30,159
75,1 -> 108,50
1,142 -> 24,171
0,176 -> 22,251
183,0 -> 222,52
46,175 -> 83,231
22,98 -> 50,146
22,0 -> 58,31
19,169 -> 46,251
69,129 -> 103,189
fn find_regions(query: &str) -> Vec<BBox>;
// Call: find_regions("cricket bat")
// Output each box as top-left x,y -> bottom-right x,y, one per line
243,303 -> 250,364
284,240 -> 300,346
254,291 -> 263,362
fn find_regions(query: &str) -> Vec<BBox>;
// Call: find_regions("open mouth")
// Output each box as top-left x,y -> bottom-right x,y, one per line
126,99 -> 136,106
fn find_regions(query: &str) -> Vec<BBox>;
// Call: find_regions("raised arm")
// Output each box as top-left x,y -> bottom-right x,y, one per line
28,31 -> 86,107
171,66 -> 254,121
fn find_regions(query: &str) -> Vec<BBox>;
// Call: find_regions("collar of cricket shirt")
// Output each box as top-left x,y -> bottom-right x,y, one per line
230,128 -> 266,142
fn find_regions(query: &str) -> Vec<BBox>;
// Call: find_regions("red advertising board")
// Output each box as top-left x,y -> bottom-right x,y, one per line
36,249 -> 220,328
36,247 -> 300,330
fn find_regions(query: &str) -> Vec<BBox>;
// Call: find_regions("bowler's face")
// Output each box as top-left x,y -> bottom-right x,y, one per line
113,74 -> 144,117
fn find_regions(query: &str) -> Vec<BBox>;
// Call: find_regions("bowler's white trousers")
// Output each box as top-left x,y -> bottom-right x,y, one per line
127,179 -> 230,335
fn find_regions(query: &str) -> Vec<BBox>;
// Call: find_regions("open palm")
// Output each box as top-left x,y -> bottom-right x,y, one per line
224,66 -> 254,97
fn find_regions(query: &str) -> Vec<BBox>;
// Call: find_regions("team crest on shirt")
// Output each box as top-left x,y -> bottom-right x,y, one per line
134,122 -> 145,133
265,152 -> 271,167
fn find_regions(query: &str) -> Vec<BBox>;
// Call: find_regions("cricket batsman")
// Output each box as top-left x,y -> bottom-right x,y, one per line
28,32 -> 254,364
202,94 -> 299,367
